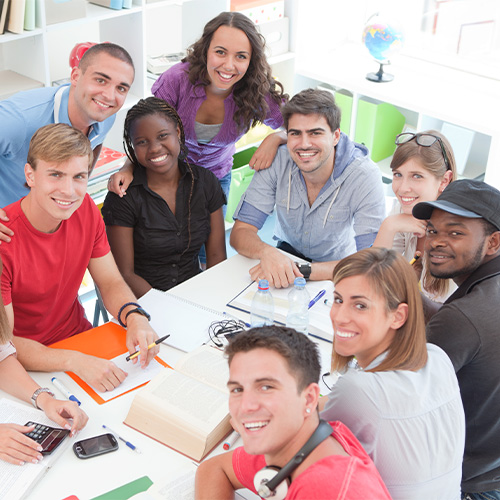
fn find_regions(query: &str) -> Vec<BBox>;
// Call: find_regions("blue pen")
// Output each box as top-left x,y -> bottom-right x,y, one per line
51,377 -> 81,406
102,425 -> 141,454
308,289 -> 326,309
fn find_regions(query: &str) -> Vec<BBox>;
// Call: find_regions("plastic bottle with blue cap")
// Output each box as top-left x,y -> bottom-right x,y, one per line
250,279 -> 274,327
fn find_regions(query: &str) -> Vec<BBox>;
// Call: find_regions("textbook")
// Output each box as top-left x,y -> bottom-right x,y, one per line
124,345 -> 232,462
0,398 -> 71,500
227,279 -> 335,342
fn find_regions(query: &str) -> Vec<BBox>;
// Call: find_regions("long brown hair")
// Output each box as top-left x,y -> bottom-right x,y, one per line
183,11 -> 288,132
331,248 -> 428,374
391,130 -> 457,298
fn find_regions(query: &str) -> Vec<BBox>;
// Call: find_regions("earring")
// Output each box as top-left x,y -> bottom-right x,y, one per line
305,408 -> 311,414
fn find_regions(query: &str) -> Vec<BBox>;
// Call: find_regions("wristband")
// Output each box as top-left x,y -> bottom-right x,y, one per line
125,307 -> 151,324
117,302 -> 141,327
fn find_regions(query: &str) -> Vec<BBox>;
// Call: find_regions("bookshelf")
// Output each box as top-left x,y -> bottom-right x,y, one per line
0,0 -> 296,153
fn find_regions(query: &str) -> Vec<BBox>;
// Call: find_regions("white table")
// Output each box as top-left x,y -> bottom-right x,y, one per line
2,254 -> 334,499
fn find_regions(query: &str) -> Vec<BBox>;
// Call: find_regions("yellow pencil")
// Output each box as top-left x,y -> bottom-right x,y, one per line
126,334 -> 170,361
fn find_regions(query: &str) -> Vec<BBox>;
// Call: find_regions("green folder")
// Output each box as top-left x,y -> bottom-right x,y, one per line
91,476 -> 153,500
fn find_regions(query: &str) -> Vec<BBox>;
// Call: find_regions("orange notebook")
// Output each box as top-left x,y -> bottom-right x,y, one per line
50,322 -> 169,405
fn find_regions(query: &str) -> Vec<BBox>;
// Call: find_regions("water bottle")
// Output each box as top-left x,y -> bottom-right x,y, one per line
250,279 -> 274,327
286,277 -> 310,334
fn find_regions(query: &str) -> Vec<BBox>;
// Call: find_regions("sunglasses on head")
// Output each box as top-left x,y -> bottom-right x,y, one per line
395,132 -> 451,171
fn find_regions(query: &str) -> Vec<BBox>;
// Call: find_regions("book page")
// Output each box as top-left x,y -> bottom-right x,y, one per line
148,370 -> 228,430
92,354 -> 165,402
175,345 -> 229,392
0,398 -> 70,500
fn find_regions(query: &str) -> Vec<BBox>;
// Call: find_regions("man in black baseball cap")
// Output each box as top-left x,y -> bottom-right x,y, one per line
413,178 -> 500,499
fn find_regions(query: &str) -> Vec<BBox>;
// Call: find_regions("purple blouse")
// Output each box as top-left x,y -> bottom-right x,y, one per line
151,62 -> 284,179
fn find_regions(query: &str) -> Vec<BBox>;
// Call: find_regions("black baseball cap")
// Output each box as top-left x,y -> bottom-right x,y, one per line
412,179 -> 500,231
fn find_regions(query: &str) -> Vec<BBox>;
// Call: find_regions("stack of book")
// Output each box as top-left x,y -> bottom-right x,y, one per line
0,0 -> 35,35
88,147 -> 127,206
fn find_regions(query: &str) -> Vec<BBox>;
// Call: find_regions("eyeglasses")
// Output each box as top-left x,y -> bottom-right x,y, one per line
395,132 -> 451,171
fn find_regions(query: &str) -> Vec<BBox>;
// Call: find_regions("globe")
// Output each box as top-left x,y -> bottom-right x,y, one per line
362,17 -> 404,82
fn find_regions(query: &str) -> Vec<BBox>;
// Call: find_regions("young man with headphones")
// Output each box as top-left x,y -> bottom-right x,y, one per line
195,326 -> 391,499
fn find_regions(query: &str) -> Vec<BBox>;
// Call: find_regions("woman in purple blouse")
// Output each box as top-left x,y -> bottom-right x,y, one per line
109,11 -> 288,205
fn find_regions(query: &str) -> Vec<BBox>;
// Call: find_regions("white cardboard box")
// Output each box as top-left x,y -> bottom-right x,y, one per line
257,17 -> 289,57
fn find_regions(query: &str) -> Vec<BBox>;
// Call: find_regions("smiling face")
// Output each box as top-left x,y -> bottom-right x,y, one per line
424,209 -> 492,284
23,156 -> 89,233
129,113 -> 181,176
392,158 -> 451,214
286,114 -> 339,178
330,275 -> 406,369
206,25 -> 252,94
228,348 -> 317,464
70,52 -> 134,126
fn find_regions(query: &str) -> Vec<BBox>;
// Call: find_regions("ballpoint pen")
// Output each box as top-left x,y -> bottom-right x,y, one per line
51,377 -> 81,406
126,334 -> 170,361
308,289 -> 326,309
102,425 -> 141,454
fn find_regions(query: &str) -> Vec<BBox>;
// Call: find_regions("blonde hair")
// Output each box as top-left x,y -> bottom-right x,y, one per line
0,259 -> 12,344
27,123 -> 93,172
331,248 -> 427,374
391,130 -> 457,298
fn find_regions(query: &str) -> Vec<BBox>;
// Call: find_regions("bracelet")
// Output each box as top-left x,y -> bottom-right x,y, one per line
31,388 -> 55,409
125,307 -> 151,323
117,302 -> 141,327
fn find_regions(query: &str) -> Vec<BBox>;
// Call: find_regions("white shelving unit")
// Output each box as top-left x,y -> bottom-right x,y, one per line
294,41 -> 500,189
0,0 -> 296,152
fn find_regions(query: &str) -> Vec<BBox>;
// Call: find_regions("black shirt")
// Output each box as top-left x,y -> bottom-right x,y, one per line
427,255 -> 500,492
102,161 -> 225,291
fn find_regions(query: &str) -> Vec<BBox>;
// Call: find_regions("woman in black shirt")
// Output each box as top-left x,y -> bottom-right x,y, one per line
102,97 -> 226,296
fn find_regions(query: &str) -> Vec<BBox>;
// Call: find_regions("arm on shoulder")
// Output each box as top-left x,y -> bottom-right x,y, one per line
195,450 -> 243,500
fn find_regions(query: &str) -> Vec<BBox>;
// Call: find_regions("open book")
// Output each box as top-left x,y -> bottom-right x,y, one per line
124,345 -> 231,462
0,398 -> 72,500
227,280 -> 335,342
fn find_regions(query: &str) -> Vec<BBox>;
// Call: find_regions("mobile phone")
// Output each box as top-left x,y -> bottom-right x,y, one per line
73,433 -> 118,459
24,421 -> 70,455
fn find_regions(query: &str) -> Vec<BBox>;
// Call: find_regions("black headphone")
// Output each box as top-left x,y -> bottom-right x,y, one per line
253,420 -> 333,499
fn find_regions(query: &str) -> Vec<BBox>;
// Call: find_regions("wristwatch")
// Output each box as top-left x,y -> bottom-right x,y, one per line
31,387 -> 55,409
124,306 -> 151,324
295,262 -> 312,280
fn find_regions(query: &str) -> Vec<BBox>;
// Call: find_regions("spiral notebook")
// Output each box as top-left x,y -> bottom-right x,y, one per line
138,289 -> 226,352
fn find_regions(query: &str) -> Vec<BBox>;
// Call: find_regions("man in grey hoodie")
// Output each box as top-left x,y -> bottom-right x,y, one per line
230,88 -> 386,288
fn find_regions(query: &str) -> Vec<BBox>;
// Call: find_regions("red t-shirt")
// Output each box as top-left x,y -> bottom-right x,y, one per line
0,194 -> 110,344
232,421 -> 391,500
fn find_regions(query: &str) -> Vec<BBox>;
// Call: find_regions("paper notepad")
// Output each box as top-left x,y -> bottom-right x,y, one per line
138,289 -> 226,352
50,322 -> 169,404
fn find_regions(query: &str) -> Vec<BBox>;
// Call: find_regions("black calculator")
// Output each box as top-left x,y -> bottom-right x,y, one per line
24,421 -> 70,455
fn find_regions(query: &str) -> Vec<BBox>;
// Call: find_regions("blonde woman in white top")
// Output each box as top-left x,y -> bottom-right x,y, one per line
373,130 -> 457,301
